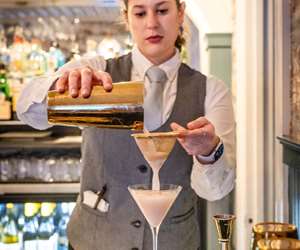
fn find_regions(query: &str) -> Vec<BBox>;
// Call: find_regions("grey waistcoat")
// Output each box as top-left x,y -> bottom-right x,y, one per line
67,53 -> 207,250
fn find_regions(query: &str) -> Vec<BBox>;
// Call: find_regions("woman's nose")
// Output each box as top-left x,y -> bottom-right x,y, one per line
146,12 -> 159,28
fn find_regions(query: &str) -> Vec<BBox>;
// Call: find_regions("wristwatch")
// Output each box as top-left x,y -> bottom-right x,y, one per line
196,140 -> 224,163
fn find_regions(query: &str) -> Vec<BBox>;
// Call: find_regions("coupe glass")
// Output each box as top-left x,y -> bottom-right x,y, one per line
128,184 -> 182,250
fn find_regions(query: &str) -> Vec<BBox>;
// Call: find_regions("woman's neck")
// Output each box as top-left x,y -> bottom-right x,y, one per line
139,47 -> 177,65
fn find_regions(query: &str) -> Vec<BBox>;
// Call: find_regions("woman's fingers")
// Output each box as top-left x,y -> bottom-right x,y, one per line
171,120 -> 218,156
81,68 -> 93,98
170,122 -> 188,138
171,121 -> 213,139
55,71 -> 69,93
80,68 -> 113,97
68,70 -> 81,97
93,71 -> 113,91
187,117 -> 209,130
54,68 -> 113,98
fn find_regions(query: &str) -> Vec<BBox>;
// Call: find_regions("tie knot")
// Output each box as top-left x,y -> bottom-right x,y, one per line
146,66 -> 168,84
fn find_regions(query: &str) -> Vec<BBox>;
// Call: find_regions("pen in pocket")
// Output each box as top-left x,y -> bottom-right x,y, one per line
93,185 -> 107,209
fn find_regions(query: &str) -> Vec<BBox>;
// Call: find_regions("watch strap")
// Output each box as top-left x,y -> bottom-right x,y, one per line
196,139 -> 224,163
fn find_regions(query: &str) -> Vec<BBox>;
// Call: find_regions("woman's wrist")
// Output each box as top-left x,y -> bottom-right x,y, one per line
202,136 -> 220,156
196,137 -> 224,164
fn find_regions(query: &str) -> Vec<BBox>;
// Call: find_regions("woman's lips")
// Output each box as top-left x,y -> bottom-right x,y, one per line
146,35 -> 163,44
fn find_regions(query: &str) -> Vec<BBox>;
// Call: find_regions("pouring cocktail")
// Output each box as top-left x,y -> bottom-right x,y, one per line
132,131 -> 179,190
130,131 -> 181,250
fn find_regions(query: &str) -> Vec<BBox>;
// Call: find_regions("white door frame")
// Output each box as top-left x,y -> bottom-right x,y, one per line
235,0 -> 265,248
235,0 -> 291,248
273,0 -> 290,222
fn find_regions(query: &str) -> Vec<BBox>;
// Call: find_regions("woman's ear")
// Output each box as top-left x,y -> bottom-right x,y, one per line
122,9 -> 129,29
178,1 -> 186,24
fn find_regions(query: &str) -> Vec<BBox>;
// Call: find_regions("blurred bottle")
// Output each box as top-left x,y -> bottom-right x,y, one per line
9,26 -> 29,78
38,203 -> 57,250
97,34 -> 121,59
0,204 -> 6,249
83,39 -> 98,58
9,77 -> 22,119
0,63 -> 11,120
48,42 -> 65,73
15,204 -> 25,250
16,205 -> 25,230
33,203 -> 41,231
0,27 -> 10,66
57,203 -> 70,250
23,203 -> 39,250
1,203 -> 20,249
0,63 -> 9,98
27,38 -> 47,76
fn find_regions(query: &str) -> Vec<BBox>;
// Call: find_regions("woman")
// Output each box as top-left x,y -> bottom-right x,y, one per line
17,0 -> 235,249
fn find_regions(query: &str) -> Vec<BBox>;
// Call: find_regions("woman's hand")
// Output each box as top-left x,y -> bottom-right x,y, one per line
170,117 -> 220,157
52,67 -> 113,98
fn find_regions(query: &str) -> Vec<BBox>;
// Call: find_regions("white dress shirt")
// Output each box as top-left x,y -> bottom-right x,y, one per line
17,46 -> 236,201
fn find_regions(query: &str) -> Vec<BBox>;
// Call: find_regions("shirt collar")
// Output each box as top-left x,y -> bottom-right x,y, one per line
132,45 -> 181,82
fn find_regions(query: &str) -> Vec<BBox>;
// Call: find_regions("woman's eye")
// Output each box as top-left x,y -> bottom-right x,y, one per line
135,11 -> 146,17
157,9 -> 168,15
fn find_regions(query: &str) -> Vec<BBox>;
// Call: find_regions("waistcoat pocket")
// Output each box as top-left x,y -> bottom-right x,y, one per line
170,206 -> 195,224
81,202 -> 108,218
67,201 -> 108,250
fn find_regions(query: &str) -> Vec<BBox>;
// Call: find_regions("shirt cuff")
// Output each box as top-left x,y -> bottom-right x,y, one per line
18,74 -> 61,116
32,74 -> 61,103
191,154 -> 235,201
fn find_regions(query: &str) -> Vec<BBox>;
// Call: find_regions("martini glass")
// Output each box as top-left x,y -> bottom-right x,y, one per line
132,131 -> 179,190
128,184 -> 182,250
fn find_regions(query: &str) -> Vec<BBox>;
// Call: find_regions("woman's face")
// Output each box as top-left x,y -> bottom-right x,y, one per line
126,0 -> 185,65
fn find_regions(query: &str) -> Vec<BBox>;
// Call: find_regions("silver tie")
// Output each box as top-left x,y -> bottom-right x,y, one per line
144,66 -> 168,131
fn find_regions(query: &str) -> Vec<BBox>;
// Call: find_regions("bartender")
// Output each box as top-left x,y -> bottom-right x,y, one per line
17,0 -> 236,249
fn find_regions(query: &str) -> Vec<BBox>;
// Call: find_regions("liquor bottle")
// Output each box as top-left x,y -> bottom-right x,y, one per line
57,203 -> 69,250
16,204 -> 25,232
0,204 -> 6,249
48,42 -> 65,73
0,63 -> 11,120
9,26 -> 27,76
9,77 -> 22,120
1,203 -> 20,250
23,203 -> 39,250
0,63 -> 9,98
38,203 -> 57,250
15,204 -> 25,250
0,28 -> 10,67
27,39 -> 47,76
47,81 -> 144,130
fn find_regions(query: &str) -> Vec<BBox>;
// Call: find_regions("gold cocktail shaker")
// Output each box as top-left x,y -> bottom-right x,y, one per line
252,222 -> 298,250
47,81 -> 144,130
257,238 -> 300,249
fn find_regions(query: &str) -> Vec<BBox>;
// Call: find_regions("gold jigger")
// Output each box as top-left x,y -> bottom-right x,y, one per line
213,214 -> 236,250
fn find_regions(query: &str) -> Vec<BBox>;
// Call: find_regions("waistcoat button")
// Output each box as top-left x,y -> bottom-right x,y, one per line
137,165 -> 148,173
131,220 -> 142,228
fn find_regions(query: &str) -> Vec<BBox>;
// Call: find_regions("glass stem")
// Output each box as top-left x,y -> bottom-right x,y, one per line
220,242 -> 230,250
151,226 -> 160,250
